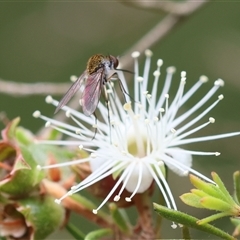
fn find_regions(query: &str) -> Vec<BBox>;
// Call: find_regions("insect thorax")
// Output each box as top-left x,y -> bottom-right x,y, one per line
86,54 -> 107,75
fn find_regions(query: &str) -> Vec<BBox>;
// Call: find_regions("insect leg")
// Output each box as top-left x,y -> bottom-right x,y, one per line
103,85 -> 112,144
91,112 -> 98,140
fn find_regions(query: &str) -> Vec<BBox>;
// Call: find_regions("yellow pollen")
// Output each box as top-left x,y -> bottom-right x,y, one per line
123,102 -> 132,111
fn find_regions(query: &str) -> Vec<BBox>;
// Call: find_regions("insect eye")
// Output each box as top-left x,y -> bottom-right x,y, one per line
110,55 -> 119,69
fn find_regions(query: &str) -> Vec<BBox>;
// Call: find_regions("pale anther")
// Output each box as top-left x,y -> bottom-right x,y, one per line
45,95 -> 53,104
70,75 -> 78,82
165,94 -> 169,99
137,76 -> 144,82
218,94 -> 224,100
214,79 -> 224,87
75,129 -> 81,135
36,165 -> 42,170
91,153 -> 97,158
181,71 -> 186,78
143,91 -> 148,95
92,209 -> 98,214
71,186 -> 78,190
153,71 -> 160,77
79,145 -> 83,150
92,124 -> 97,128
171,128 -> 176,134
199,75 -> 208,83
66,110 -> 71,118
45,121 -> 51,127
123,102 -> 132,111
218,78 -> 225,86
145,49 -> 153,57
171,223 -> 178,229
158,160 -> 164,167
131,51 -> 140,58
33,110 -> 41,118
55,199 -> 61,204
167,66 -> 176,74
125,197 -> 131,202
157,59 -> 163,67
147,94 -> 151,99
114,195 -> 120,201
215,152 -> 220,156
209,117 -> 215,123
159,108 -> 165,113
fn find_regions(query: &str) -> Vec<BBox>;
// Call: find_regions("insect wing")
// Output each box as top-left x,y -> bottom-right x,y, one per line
55,71 -> 87,114
81,69 -> 104,116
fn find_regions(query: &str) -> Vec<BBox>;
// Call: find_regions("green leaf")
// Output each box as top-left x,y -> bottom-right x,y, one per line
180,193 -> 204,208
85,229 -> 113,240
153,203 -> 235,240
65,222 -> 85,240
190,175 -> 228,201
0,145 -> 44,196
15,126 -> 34,145
1,117 -> 20,141
233,171 -> 240,204
200,196 -> 232,211
18,195 -> 65,240
27,143 -> 74,167
191,189 -> 209,198
231,217 -> 240,227
198,212 -> 231,225
211,172 -> 236,205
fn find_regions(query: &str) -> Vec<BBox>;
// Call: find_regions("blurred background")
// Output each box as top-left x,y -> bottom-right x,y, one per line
0,1 -> 240,239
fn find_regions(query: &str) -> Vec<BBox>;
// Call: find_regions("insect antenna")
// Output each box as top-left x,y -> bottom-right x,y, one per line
116,68 -> 134,74
117,78 -> 136,103
112,69 -> 136,103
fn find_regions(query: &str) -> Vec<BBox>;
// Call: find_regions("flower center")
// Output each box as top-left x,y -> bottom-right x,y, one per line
122,102 -> 154,158
127,138 -> 151,158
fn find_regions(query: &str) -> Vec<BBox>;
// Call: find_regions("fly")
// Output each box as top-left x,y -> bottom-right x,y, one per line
54,54 -> 120,116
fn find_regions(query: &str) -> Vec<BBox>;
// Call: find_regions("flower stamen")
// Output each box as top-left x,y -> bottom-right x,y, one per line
125,163 -> 143,202
34,51 -> 240,220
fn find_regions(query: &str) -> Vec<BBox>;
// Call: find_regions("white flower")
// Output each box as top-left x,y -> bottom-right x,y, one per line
33,50 -> 240,216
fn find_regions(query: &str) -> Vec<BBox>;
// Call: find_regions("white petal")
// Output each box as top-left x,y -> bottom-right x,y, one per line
164,147 -> 192,176
89,155 -> 105,172
125,162 -> 153,193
